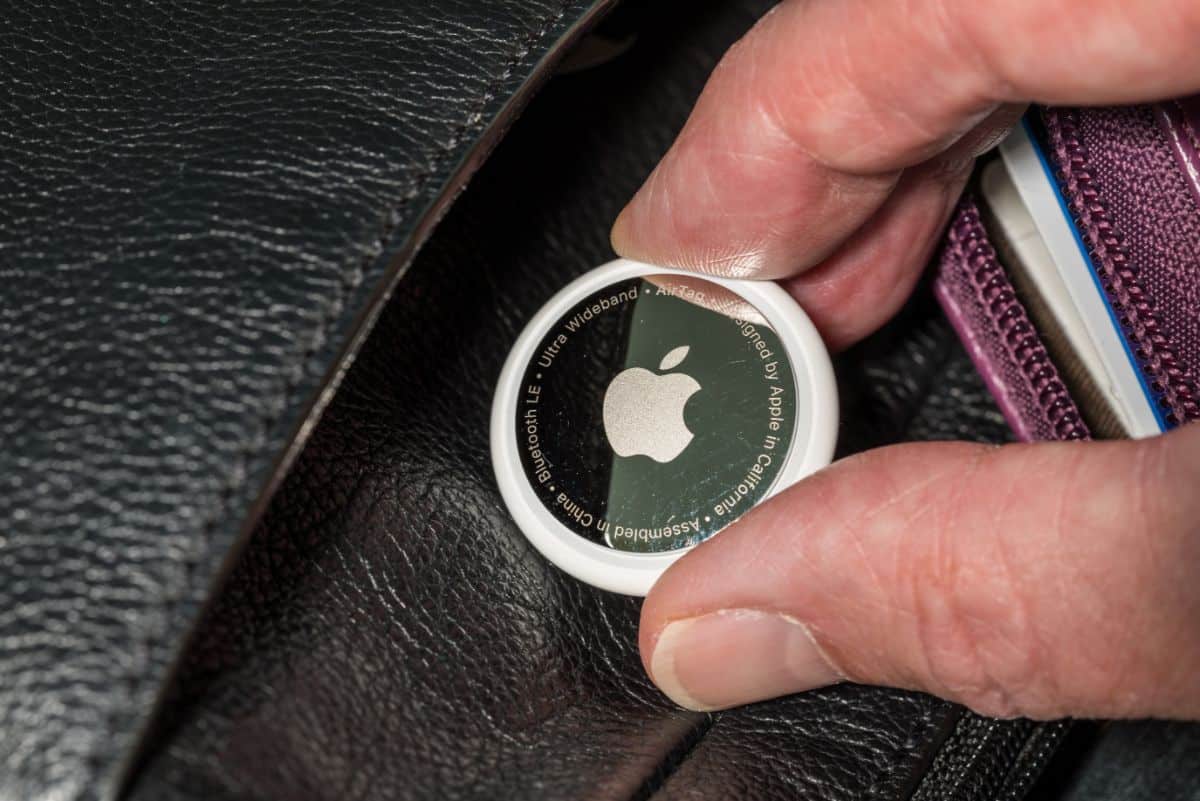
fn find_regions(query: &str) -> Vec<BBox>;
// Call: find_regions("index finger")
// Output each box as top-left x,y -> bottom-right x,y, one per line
611,0 -> 1200,286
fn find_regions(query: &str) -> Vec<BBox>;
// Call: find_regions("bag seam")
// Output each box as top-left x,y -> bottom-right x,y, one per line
863,702 -> 940,800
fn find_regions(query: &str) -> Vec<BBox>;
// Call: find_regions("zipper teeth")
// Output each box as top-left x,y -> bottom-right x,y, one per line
996,721 -> 1072,801
912,714 -> 1069,801
950,205 -> 1090,441
958,719 -> 1029,801
1044,108 -> 1200,427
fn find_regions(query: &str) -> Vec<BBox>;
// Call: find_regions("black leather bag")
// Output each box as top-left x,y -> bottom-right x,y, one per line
1,2 -> 1067,799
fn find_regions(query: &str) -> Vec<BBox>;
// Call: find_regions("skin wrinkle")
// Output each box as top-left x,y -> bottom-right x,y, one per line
1131,438 -> 1194,714
960,0 -> 1200,103
969,451 -> 1046,717
1022,453 -> 1080,709
785,165 -> 966,347
749,16 -> 894,190
728,75 -> 900,276
818,15 -> 905,169
786,3 -> 854,162
882,493 -> 948,690
748,73 -> 903,207
837,452 -> 957,569
742,507 -> 799,585
741,4 -> 850,170
822,166 -> 901,208
768,513 -> 873,681
692,243 -> 771,277
907,446 -> 1004,707
1162,438 -> 1200,628
766,474 -> 838,596
817,449 -> 977,687
657,112 -> 786,275
905,515 -> 953,699
752,49 -> 829,174
930,0 -> 1018,108
1050,443 -> 1174,717
1089,450 -> 1152,714
906,459 -> 962,698
679,524 -> 742,613
1053,447 -> 1130,714
653,159 -> 686,269
1095,463 -> 1145,688
807,0 -> 983,170
834,2 -> 939,167
689,127 -> 726,219
1039,447 -> 1084,713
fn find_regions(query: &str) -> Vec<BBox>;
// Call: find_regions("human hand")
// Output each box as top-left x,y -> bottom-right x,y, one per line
614,0 -> 1200,719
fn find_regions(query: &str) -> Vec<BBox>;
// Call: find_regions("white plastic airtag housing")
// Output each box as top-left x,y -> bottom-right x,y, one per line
491,258 -> 837,595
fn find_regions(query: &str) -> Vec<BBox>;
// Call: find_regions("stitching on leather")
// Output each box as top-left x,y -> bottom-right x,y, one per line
628,715 -> 715,801
101,1 -> 576,792
637,700 -> 942,801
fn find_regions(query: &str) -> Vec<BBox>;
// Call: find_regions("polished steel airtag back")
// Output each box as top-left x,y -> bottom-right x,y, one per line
492,259 -> 837,595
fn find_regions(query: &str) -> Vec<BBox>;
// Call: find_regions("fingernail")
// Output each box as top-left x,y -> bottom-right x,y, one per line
649,609 -> 841,711
609,205 -> 637,257
609,185 -> 654,263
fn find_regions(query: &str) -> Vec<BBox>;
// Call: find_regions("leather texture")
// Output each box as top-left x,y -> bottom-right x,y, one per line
3,1 -> 1066,799
120,2 -> 1051,799
0,2 -> 612,799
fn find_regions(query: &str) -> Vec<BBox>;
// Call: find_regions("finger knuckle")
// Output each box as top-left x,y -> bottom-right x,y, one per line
912,555 -> 1047,717
907,451 -> 1055,718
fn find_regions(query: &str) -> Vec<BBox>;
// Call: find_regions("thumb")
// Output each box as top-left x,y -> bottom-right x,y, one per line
640,426 -> 1200,719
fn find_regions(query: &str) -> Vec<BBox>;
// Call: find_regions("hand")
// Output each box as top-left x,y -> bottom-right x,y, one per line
613,0 -> 1200,720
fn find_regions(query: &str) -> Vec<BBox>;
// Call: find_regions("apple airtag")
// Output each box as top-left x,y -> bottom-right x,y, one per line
491,259 -> 837,596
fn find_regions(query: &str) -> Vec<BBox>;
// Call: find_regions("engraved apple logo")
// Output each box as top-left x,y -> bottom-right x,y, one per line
602,345 -> 701,463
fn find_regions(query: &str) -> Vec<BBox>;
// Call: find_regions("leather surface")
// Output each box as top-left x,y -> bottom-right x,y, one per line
0,2 -> 611,799
124,2 -> 1040,799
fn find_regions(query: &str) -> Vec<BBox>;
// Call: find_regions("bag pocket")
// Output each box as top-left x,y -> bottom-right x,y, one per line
1041,103 -> 1200,428
937,101 -> 1200,439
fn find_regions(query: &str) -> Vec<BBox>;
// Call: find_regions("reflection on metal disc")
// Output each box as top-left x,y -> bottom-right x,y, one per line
516,274 -> 798,553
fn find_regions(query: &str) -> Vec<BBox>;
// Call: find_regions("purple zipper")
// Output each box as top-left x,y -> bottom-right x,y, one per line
936,201 -> 1090,443
1041,106 -> 1200,428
